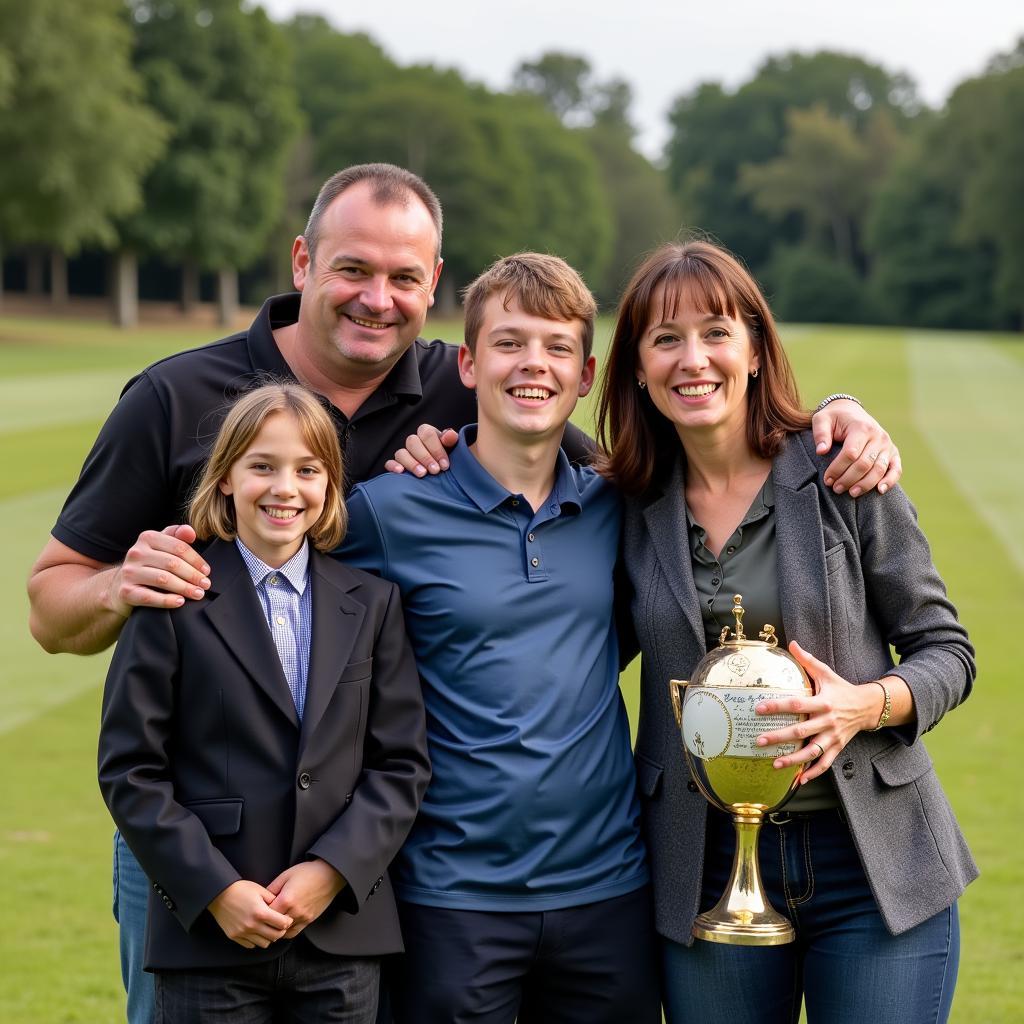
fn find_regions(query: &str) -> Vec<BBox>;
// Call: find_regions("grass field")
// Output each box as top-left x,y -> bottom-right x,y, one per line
2,310 -> 1022,1021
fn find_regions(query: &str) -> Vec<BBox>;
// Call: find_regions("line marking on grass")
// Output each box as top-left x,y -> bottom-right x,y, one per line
0,369 -> 128,434
908,333 -> 1024,577
2,487 -> 110,735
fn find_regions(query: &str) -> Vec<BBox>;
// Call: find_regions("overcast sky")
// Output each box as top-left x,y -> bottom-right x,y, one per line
260,0 -> 1022,156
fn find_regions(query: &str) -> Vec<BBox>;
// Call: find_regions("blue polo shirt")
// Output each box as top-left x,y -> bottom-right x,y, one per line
340,427 -> 648,910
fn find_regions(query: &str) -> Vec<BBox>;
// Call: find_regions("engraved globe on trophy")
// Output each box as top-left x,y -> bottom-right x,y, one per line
669,595 -> 813,945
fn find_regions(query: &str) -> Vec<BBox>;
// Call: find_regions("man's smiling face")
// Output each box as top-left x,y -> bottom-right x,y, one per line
292,180 -> 442,382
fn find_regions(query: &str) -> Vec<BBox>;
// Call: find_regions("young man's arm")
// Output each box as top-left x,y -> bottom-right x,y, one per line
28,528 -> 210,655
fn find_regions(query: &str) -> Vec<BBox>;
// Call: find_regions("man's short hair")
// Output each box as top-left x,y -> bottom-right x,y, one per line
304,163 -> 443,264
462,253 -> 597,359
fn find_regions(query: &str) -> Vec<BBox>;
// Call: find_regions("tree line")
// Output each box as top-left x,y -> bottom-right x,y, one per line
0,0 -> 1020,329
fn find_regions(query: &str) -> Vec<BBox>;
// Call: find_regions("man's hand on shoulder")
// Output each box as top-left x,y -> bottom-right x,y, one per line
28,525 -> 211,655
107,524 -> 210,617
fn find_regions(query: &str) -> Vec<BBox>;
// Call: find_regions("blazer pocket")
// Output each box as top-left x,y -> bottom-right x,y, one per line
339,657 -> 372,684
635,753 -> 664,799
871,742 -> 934,787
824,542 -> 847,576
184,797 -> 243,836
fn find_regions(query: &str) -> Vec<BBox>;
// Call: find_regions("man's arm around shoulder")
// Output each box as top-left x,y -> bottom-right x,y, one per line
28,526 -> 210,655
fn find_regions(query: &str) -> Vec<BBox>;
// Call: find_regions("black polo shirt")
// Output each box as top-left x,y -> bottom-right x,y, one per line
53,293 -> 594,565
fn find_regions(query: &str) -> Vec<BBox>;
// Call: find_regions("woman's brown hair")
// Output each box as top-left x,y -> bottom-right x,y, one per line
189,382 -> 347,551
595,241 -> 810,496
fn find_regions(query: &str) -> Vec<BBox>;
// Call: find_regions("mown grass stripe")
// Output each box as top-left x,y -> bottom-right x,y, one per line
908,333 -> 1024,576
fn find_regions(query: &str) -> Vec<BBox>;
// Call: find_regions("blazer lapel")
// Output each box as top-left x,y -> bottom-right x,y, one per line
202,540 -> 300,729
297,554 -> 366,757
772,438 -> 834,667
640,457 -> 706,654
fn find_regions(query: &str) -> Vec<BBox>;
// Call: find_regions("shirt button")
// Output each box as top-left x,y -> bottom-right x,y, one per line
712,578 -> 720,586
528,533 -> 535,542
276,615 -> 285,626
727,546 -> 736,554
298,771 -> 312,790
531,557 -> 540,567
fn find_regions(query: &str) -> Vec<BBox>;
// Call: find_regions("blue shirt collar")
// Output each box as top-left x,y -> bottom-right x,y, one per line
449,425 -> 584,516
235,537 -> 310,593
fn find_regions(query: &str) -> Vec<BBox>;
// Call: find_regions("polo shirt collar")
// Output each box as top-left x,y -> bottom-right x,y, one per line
235,537 -> 310,594
449,425 -> 583,515
245,292 -> 425,403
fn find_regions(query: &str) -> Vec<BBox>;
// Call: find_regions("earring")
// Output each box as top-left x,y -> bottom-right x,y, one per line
751,368 -> 759,378
637,379 -> 647,390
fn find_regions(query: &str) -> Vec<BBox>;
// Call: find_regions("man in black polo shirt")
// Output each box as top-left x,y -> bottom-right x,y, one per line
28,161 -> 898,1023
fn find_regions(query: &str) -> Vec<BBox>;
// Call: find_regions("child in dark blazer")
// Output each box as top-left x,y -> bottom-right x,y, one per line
98,382 -> 430,1022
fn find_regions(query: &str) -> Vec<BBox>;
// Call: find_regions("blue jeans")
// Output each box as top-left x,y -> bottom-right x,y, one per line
662,808 -> 960,1024
113,831 -> 155,1024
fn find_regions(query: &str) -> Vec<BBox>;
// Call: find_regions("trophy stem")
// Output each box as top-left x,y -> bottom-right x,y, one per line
692,808 -> 796,946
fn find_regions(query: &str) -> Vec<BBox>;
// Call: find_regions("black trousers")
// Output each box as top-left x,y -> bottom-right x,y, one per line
154,936 -> 380,1024
390,886 -> 661,1024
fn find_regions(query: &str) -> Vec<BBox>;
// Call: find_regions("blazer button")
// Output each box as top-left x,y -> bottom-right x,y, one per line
687,780 -> 699,793
344,793 -> 353,807
842,759 -> 855,779
298,771 -> 312,790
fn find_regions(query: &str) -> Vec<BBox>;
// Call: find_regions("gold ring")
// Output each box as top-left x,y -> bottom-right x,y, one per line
813,743 -> 825,759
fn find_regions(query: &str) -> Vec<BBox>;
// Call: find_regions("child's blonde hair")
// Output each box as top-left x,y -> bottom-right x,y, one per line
189,382 -> 346,551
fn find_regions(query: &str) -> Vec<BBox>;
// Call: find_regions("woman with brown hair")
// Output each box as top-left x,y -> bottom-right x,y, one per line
597,241 -> 976,1024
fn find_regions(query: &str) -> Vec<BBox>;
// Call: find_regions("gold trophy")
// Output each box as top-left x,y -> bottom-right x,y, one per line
669,595 -> 812,945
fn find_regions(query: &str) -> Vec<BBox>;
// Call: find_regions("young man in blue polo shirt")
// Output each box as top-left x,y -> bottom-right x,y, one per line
340,253 -> 659,1023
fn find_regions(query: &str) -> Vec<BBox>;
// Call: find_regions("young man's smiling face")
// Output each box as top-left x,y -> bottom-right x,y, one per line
458,292 -> 596,446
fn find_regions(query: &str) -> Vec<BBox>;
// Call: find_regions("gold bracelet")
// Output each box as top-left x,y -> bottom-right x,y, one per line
870,680 -> 892,731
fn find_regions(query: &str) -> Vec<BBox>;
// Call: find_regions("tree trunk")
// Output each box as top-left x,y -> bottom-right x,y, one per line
436,274 -> 458,319
26,247 -> 45,295
181,260 -> 200,314
50,250 -> 68,308
0,239 -> 4,312
112,250 -> 139,327
217,267 -> 238,327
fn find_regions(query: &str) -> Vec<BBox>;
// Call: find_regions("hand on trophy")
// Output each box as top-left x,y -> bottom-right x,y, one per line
754,640 -> 902,784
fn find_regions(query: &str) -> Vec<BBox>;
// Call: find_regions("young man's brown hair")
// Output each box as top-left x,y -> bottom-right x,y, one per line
461,253 -> 597,358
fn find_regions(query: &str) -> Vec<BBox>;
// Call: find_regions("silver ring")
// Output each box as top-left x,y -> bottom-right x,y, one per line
867,451 -> 879,463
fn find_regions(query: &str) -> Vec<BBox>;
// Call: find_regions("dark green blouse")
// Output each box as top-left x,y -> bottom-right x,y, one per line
686,475 -> 838,812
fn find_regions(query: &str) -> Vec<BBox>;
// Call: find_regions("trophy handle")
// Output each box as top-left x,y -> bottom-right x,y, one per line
669,679 -> 688,728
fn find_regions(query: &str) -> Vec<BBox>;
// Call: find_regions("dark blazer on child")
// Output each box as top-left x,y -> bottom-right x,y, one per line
98,537 -> 430,970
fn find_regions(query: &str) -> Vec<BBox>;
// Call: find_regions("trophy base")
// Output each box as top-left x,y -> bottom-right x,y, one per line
692,908 -> 795,946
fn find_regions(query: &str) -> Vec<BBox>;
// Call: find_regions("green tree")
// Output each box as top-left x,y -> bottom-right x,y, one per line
740,106 -> 873,266
666,51 -> 919,270
314,63 -> 613,308
513,53 -> 676,302
120,0 -> 300,322
866,47 -> 1024,330
513,53 -> 593,123
948,65 -> 1024,326
866,135 -> 1000,329
0,0 -> 166,305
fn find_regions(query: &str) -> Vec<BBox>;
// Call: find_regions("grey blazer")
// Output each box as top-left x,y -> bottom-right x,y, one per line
624,431 -> 977,943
